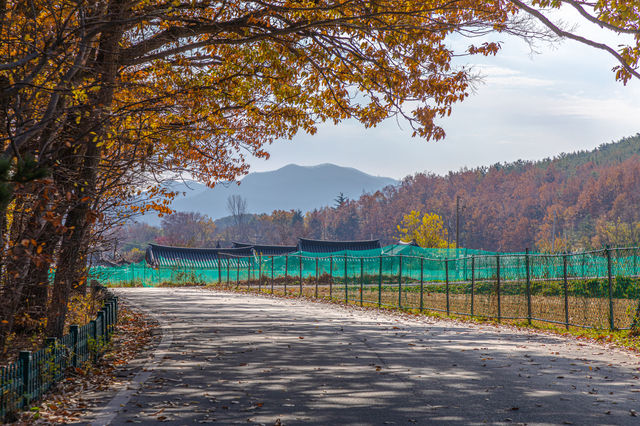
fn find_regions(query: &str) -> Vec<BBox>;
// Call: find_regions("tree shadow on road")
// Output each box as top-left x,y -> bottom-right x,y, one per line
109,289 -> 640,425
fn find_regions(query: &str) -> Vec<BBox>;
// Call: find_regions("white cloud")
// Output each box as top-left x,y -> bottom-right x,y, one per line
548,94 -> 640,123
248,14 -> 640,180
471,64 -> 555,88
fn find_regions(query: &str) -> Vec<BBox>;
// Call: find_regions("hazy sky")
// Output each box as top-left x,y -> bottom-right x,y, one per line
248,9 -> 640,180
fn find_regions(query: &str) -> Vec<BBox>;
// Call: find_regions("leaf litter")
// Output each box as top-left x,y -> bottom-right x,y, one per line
18,301 -> 158,424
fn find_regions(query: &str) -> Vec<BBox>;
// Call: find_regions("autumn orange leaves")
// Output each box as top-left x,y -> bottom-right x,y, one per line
1,0 -> 638,347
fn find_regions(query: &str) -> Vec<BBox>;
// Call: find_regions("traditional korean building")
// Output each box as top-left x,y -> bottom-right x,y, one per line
297,238 -> 381,253
145,243 -> 253,268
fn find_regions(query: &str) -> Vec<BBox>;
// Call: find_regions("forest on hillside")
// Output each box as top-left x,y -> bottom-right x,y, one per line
119,134 -> 640,258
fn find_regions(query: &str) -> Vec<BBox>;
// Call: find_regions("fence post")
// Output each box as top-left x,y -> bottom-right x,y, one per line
284,255 -> 289,295
634,247 -> 638,277
97,310 -> 105,344
113,296 -> 118,326
378,255 -> 383,308
299,255 -> 303,296
420,257 -> 424,313
19,351 -> 32,408
329,255 -> 333,299
445,258 -> 449,315
236,258 -> 240,288
271,256 -> 274,294
107,304 -> 112,337
226,259 -> 230,285
90,319 -> 97,361
606,246 -> 614,330
471,255 -> 475,317
112,299 -> 117,332
464,248 -> 468,281
105,302 -> 112,338
360,257 -> 364,307
344,254 -> 348,304
108,302 -> 114,337
218,258 -> 222,284
45,337 -> 57,380
70,325 -> 79,367
111,299 -> 116,334
525,249 -> 531,325
258,254 -> 262,292
496,255 -> 501,322
315,258 -> 319,298
98,310 -> 105,347
248,259 -> 251,289
109,301 -> 114,335
563,252 -> 569,330
398,255 -> 403,309
110,299 -> 116,331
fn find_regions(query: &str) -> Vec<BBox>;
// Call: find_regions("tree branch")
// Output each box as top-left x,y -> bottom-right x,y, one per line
508,0 -> 640,81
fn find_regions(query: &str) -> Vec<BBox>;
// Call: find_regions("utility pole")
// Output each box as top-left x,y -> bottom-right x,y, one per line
456,195 -> 460,248
551,210 -> 557,252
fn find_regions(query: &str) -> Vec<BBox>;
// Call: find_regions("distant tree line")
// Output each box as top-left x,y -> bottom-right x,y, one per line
119,134 -> 640,256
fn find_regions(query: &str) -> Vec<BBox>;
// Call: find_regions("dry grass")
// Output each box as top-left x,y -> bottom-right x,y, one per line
215,279 -> 638,330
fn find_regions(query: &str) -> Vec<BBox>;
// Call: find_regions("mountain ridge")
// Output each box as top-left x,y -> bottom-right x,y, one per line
141,163 -> 398,224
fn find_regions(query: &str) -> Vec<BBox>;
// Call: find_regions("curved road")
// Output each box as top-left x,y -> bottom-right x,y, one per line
86,288 -> 640,425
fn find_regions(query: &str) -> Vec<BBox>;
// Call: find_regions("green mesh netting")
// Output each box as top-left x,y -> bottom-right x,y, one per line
91,246 -> 640,286
90,246 -> 640,330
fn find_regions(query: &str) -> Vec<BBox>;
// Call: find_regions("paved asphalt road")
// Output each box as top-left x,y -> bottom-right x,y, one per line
83,287 -> 640,425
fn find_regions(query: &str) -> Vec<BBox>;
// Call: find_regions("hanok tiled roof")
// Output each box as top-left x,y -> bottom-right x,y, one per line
145,244 -> 253,268
232,242 -> 298,256
297,238 -> 381,253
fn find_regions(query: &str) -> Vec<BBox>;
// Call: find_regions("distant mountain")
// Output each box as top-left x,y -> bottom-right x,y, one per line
140,163 -> 397,224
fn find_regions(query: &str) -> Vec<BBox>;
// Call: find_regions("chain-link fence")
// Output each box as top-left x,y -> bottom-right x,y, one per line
94,247 -> 640,330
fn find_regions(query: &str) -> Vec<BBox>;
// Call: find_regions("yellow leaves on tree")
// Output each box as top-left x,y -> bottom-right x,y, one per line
397,211 -> 454,249
591,219 -> 640,248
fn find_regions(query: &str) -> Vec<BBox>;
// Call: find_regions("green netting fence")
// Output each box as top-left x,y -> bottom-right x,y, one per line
0,292 -> 118,420
92,246 -> 640,330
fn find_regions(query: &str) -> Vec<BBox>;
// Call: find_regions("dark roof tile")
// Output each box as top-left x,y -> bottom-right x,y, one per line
146,244 -> 253,268
232,242 -> 298,256
297,238 -> 381,253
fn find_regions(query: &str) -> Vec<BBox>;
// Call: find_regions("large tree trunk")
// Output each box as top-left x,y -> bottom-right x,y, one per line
46,0 -> 125,337
47,200 -> 94,336
46,131 -> 100,337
